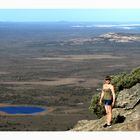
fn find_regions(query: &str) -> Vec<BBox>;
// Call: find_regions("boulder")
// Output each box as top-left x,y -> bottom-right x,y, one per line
116,83 -> 140,109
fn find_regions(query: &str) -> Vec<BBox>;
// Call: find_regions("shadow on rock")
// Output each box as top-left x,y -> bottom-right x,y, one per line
113,114 -> 126,124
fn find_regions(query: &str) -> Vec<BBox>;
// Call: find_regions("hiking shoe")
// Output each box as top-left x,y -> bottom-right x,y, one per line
107,124 -> 112,128
103,124 -> 112,128
103,123 -> 108,128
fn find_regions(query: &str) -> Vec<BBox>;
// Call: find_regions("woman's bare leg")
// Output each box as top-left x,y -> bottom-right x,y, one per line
107,106 -> 112,125
105,105 -> 112,125
104,105 -> 109,124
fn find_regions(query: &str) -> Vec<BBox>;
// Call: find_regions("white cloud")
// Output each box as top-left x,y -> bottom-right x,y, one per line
72,24 -> 140,29
0,0 -> 140,9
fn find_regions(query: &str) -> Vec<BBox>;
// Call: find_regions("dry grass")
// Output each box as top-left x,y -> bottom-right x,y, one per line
1,78 -> 101,87
34,54 -> 124,61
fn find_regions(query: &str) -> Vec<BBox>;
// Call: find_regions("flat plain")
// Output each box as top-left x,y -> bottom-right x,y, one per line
0,22 -> 140,130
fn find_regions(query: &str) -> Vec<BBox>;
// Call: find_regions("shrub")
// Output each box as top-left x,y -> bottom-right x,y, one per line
111,67 -> 140,92
89,93 -> 105,118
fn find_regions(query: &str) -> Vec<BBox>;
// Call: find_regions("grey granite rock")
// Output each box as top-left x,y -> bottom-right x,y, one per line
116,83 -> 140,109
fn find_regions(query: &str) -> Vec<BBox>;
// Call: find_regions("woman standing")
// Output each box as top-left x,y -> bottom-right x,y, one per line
99,76 -> 115,128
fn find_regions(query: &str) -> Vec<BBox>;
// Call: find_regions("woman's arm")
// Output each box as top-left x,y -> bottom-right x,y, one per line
110,85 -> 115,107
99,87 -> 104,105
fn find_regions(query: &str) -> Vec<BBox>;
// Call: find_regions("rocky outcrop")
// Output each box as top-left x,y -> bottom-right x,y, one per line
116,83 -> 140,109
59,32 -> 140,45
100,32 -> 140,43
71,83 -> 140,131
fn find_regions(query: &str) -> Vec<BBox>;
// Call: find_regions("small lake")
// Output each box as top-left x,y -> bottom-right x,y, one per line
0,106 -> 46,114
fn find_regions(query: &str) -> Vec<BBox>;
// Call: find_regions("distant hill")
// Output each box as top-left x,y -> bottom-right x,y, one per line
100,32 -> 140,43
63,32 -> 140,46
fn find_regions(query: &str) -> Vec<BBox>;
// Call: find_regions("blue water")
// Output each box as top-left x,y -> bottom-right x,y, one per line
0,106 -> 46,114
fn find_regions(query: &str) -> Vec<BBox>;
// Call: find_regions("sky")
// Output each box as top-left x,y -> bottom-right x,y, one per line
0,0 -> 140,22
0,9 -> 140,22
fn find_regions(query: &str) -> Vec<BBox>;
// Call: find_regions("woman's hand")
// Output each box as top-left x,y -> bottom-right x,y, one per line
112,101 -> 115,107
99,100 -> 102,105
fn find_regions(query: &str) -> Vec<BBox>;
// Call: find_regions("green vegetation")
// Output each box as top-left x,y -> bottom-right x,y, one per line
111,67 -> 140,92
89,67 -> 140,118
0,84 -> 94,106
89,94 -> 106,118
